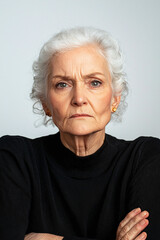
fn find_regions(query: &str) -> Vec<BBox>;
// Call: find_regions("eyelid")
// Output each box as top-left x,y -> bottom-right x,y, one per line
55,80 -> 72,89
90,79 -> 103,84
88,76 -> 103,81
90,78 -> 102,82
56,82 -> 68,87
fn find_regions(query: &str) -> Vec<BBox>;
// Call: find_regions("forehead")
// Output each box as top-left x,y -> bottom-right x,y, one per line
50,45 -> 109,76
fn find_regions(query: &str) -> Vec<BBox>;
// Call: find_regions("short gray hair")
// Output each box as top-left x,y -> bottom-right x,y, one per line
30,26 -> 128,125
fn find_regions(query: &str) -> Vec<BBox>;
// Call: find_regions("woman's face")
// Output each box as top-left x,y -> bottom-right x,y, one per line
47,45 -> 120,136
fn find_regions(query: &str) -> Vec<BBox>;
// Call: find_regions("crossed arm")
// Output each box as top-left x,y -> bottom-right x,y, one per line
25,208 -> 149,240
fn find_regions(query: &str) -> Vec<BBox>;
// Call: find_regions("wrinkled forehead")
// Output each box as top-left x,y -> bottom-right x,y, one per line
50,45 -> 110,78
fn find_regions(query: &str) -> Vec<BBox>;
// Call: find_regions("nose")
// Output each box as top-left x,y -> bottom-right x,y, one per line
71,84 -> 87,106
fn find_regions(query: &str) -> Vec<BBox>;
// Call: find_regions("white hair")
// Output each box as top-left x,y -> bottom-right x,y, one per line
30,26 -> 128,125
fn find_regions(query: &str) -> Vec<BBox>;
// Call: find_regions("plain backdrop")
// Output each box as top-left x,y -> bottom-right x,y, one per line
0,0 -> 160,139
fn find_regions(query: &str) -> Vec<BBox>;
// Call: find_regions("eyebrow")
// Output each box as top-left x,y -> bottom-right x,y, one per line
51,72 -> 105,80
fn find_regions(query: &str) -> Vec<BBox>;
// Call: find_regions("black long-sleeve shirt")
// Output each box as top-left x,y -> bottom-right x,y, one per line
0,132 -> 160,240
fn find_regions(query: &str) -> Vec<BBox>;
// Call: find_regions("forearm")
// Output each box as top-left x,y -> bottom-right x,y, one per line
24,233 -> 63,240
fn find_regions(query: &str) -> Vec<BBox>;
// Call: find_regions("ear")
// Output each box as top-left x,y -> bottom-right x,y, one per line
111,95 -> 121,113
42,102 -> 52,117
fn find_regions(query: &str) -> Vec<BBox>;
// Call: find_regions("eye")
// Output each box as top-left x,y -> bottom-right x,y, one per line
90,80 -> 102,87
55,82 -> 69,89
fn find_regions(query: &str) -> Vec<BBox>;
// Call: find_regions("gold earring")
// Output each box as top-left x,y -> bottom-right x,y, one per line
112,107 -> 117,113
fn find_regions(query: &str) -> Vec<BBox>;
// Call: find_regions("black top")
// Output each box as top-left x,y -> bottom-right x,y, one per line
0,132 -> 160,240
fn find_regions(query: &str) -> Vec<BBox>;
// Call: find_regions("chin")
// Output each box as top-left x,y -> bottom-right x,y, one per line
67,129 -> 92,136
64,125 -> 105,136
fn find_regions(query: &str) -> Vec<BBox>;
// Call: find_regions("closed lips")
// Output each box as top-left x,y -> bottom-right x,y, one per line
70,114 -> 92,118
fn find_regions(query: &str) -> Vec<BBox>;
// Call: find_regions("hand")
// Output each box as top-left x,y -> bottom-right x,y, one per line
116,208 -> 149,240
24,233 -> 63,240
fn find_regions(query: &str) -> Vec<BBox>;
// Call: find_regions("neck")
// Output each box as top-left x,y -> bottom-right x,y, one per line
60,130 -> 105,156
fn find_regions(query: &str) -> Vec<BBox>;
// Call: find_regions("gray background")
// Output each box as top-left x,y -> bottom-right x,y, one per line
0,0 -> 160,139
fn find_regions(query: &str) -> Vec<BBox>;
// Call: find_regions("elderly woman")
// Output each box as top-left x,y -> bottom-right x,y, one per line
0,27 -> 160,240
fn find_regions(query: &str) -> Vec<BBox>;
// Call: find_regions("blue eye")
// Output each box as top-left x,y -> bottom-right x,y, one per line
90,80 -> 102,87
56,82 -> 68,88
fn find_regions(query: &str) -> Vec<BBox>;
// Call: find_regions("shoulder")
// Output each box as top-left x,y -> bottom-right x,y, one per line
0,133 -> 60,156
0,135 -> 28,148
0,136 -> 33,171
125,136 -> 160,178
0,133 -> 57,174
134,136 -> 160,158
106,134 -> 160,154
106,134 -> 160,170
133,136 -> 160,172
0,135 -> 35,157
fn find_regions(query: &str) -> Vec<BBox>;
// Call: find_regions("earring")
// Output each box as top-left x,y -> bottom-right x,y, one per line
112,107 -> 117,113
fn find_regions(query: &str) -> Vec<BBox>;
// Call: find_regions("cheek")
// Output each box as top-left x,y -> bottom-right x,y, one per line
48,94 -> 68,122
93,92 -> 112,114
104,94 -> 112,110
98,94 -> 113,126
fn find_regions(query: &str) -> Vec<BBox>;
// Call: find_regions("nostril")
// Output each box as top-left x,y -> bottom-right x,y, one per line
71,98 -> 87,106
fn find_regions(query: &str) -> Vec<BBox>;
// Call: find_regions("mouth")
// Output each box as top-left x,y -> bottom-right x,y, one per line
70,114 -> 92,118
